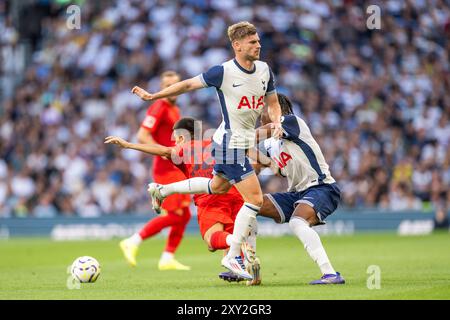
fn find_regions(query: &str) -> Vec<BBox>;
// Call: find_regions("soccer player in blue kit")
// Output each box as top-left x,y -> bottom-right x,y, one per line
132,21 -> 282,279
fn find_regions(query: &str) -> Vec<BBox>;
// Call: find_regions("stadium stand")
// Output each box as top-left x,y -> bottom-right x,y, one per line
0,0 -> 448,218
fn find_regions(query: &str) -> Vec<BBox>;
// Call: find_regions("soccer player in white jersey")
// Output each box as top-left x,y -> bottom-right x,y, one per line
247,93 -> 345,285
131,21 -> 282,279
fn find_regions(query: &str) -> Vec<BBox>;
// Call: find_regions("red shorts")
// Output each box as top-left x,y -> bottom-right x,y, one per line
196,194 -> 244,238
153,170 -> 191,212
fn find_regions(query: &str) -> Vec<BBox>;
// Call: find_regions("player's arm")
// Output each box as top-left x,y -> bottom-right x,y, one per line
266,93 -> 282,137
255,123 -> 277,143
248,148 -> 269,175
264,66 -> 282,136
136,127 -> 157,145
132,77 -> 204,101
248,146 -> 282,177
104,136 -> 173,158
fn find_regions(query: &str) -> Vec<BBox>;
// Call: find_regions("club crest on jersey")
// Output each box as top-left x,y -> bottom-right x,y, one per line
274,152 -> 292,169
143,115 -> 156,128
261,80 -> 266,91
237,96 -> 264,109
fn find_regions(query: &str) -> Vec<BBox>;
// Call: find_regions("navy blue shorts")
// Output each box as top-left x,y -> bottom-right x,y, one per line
266,183 -> 341,223
212,142 -> 254,184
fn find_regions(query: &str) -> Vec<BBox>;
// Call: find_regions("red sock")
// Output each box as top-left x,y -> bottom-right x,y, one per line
139,213 -> 181,240
165,207 -> 191,253
210,231 -> 231,250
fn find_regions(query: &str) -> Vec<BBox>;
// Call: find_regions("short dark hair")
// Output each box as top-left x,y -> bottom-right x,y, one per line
173,117 -> 198,138
277,93 -> 294,115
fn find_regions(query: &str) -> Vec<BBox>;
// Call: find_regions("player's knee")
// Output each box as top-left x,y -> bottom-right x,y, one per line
210,183 -> 229,194
255,198 -> 264,208
203,232 -> 217,251
203,236 -> 212,248
254,194 -> 264,207
293,204 -> 318,226
246,196 -> 263,208
289,216 -> 308,230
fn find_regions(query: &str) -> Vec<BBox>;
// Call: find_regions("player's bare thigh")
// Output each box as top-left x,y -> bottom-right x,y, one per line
258,196 -> 320,225
258,195 -> 282,223
233,173 -> 263,207
292,203 -> 320,226
210,175 -> 232,194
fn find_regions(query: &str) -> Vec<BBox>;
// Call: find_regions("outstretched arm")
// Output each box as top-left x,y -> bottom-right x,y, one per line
132,77 -> 204,101
104,136 -> 173,158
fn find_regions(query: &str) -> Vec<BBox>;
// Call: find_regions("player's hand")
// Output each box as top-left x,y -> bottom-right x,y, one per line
271,122 -> 282,139
104,136 -> 130,148
131,86 -> 154,101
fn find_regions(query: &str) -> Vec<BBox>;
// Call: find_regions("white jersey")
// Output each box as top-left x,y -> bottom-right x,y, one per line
258,115 -> 336,192
198,59 -> 276,149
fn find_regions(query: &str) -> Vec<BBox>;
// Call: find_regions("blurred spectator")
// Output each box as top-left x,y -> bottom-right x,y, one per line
388,183 -> 423,212
33,194 -> 58,218
0,0 -> 449,217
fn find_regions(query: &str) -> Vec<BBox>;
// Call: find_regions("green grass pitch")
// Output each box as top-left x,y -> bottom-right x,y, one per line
1,232 -> 449,299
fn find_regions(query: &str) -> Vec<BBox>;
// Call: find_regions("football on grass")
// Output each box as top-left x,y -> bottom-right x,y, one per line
71,256 -> 101,283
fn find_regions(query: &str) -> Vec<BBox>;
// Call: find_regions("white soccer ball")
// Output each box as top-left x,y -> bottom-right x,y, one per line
71,256 -> 101,283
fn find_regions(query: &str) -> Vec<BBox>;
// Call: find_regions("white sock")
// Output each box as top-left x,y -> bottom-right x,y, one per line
160,251 -> 174,262
160,177 -> 212,197
127,233 -> 143,246
228,202 -> 259,257
289,216 -> 336,275
247,216 -> 258,251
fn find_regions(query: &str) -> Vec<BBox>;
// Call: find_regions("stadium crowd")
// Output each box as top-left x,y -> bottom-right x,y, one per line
0,0 -> 449,218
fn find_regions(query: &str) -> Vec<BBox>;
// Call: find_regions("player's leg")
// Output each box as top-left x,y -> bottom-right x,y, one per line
197,201 -> 245,283
217,221 -> 247,283
120,193 -> 190,267
227,173 -> 263,252
290,203 -> 336,275
290,204 -> 344,284
120,213 -> 180,267
221,171 -> 263,279
289,184 -> 345,284
258,195 -> 284,223
241,216 -> 261,286
159,206 -> 191,271
148,175 -> 232,213
222,197 -> 261,286
198,199 -> 234,251
159,194 -> 191,270
204,223 -> 234,251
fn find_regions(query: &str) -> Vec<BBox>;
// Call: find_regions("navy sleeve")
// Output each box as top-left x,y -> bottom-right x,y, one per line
281,115 -> 300,140
200,65 -> 224,88
257,140 -> 270,158
266,67 -> 276,95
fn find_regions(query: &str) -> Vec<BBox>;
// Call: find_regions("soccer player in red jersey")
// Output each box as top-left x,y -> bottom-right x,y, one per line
105,118 -> 261,285
119,71 -> 192,271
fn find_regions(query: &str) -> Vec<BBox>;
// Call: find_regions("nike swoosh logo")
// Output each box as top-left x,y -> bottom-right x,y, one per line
232,83 -> 243,87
